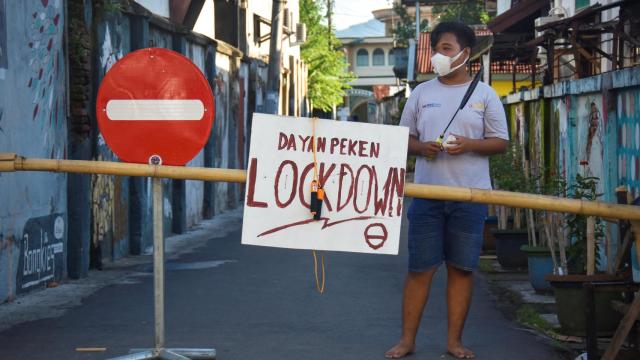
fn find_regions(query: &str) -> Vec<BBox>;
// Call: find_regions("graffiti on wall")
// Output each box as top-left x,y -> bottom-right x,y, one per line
586,102 -> 601,160
16,214 -> 65,293
26,0 -> 66,160
214,54 -> 230,214
618,90 -> 640,197
92,135 -> 115,262
576,95 -> 605,195
27,0 -> 62,125
554,97 -> 570,180
100,23 -> 124,75
529,101 -> 544,179
0,0 -> 7,77
185,42 -> 206,226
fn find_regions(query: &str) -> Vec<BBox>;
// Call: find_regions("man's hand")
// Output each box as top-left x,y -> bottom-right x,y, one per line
422,141 -> 443,158
445,135 -> 476,155
446,134 -> 508,156
408,135 -> 442,158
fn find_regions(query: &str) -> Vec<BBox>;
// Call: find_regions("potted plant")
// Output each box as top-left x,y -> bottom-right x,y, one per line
519,169 -> 563,293
545,174 -> 625,336
489,144 -> 531,269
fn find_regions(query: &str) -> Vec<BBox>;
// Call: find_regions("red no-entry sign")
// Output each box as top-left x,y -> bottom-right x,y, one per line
97,48 -> 214,166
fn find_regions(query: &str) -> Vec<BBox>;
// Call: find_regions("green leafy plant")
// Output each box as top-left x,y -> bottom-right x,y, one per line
489,144 -> 536,230
392,2 -> 429,48
301,0 -> 355,112
432,1 -> 490,25
489,144 -> 537,193
563,174 -> 605,274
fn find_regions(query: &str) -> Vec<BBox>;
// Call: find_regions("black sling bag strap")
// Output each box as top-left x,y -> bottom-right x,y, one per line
436,64 -> 484,145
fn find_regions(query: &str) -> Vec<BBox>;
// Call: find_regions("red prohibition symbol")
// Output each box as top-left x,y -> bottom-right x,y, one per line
364,223 -> 388,250
96,48 -> 215,166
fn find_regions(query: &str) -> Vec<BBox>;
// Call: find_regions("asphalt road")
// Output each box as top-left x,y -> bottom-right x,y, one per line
0,207 -> 566,359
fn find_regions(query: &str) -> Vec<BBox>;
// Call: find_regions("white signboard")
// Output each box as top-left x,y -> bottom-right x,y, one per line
242,113 -> 409,255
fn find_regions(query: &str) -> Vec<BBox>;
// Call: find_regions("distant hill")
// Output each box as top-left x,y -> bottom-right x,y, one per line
336,19 -> 385,38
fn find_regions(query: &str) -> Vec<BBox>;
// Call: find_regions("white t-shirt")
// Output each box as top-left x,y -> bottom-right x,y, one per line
400,78 -> 509,189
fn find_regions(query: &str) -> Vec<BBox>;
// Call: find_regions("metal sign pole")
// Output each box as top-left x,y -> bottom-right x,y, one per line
153,177 -> 166,352
109,177 -> 215,360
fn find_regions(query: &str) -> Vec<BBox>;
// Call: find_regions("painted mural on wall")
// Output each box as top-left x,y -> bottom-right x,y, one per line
92,136 -> 115,262
215,53 -> 230,214
27,0 -> 65,148
553,97 -> 570,181
618,89 -> 640,197
576,95 -> 605,196
528,101 -> 544,179
16,214 -> 64,293
185,42 -> 206,227
99,23 -> 124,76
0,0 -> 7,75
93,18 -> 128,262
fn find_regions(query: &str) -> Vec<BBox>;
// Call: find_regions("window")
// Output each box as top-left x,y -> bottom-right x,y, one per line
388,49 -> 395,66
373,48 -> 385,66
356,49 -> 369,67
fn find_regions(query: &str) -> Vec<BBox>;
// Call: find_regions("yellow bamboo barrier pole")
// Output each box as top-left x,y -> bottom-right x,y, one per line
0,153 -> 246,183
403,183 -> 640,221
3,153 -> 640,221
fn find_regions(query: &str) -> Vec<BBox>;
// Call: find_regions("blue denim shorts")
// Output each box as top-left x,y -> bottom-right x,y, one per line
407,199 -> 488,272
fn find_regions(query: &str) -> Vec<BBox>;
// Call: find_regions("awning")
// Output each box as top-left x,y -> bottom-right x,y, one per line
416,32 -> 432,74
486,0 -> 549,62
535,0 -> 629,32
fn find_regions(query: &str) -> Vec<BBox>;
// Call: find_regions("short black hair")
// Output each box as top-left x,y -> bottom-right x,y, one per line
430,21 -> 476,50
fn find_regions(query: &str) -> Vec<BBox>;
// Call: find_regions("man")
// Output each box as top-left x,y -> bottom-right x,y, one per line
385,22 -> 509,359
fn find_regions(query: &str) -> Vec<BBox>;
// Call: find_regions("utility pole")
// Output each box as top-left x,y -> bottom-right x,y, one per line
415,1 -> 420,39
407,0 -> 420,82
266,0 -> 286,114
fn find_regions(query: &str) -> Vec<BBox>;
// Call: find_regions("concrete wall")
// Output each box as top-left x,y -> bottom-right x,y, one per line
0,0 -> 67,303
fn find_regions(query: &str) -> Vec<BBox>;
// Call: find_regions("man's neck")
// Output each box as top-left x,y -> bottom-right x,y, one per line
437,67 -> 472,85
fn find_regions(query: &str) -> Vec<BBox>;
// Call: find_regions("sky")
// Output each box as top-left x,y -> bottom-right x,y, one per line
333,0 -> 393,30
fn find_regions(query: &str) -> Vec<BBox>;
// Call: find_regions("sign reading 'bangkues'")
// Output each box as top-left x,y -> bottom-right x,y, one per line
242,113 -> 409,255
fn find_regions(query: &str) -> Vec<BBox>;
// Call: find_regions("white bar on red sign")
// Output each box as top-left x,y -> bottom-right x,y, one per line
105,100 -> 205,121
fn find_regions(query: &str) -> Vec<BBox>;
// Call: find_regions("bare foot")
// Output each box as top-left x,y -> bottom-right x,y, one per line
384,341 -> 416,359
447,343 -> 475,359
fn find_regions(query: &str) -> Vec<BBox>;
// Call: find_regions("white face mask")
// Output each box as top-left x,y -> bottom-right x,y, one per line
431,50 -> 468,77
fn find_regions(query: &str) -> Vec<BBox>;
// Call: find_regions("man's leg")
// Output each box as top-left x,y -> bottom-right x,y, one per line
446,264 -> 474,359
384,268 -> 438,359
444,201 -> 486,359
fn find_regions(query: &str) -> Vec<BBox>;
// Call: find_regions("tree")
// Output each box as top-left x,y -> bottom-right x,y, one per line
300,0 -> 354,112
392,2 -> 429,48
433,1 -> 490,25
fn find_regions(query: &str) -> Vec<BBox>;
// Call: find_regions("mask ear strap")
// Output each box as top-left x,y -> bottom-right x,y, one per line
451,49 -> 467,62
449,54 -> 469,73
